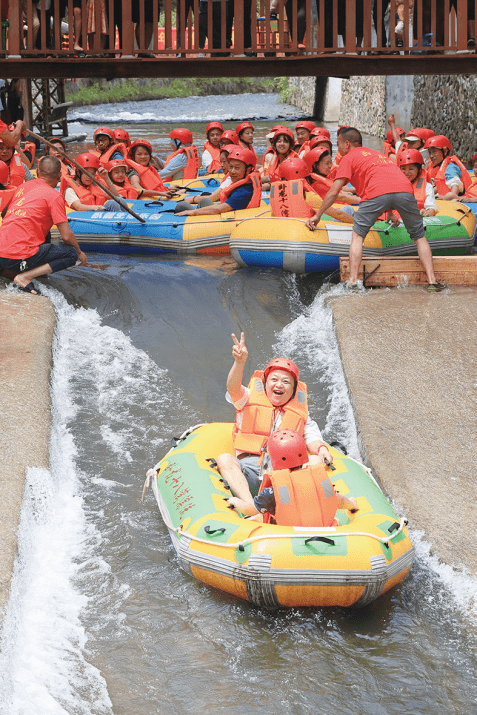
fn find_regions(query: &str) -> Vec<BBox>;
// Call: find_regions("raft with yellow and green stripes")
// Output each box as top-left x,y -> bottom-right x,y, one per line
147,423 -> 414,609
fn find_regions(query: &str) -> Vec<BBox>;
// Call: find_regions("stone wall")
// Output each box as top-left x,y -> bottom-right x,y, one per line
286,77 -> 317,116
338,76 -> 387,136
411,75 -> 477,159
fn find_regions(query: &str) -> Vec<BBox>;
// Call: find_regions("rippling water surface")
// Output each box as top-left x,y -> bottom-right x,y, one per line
0,95 -> 476,715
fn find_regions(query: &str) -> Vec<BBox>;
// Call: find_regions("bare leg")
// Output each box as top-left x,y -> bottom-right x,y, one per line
415,236 -> 437,284
216,452 -> 254,502
348,231 -> 365,284
13,263 -> 52,292
74,6 -> 83,51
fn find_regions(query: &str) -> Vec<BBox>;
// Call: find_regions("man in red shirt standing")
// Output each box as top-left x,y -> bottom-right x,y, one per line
0,156 -> 87,295
306,127 -> 445,293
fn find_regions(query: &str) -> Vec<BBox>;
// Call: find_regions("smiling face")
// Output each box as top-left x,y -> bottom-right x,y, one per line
275,134 -> 292,156
400,163 -> 420,182
241,127 -> 254,144
133,146 -> 151,166
265,368 -> 295,407
94,134 -> 112,154
228,158 -> 247,182
208,128 -> 222,147
110,166 -> 126,183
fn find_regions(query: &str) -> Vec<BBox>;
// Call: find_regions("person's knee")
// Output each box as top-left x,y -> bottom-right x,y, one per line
217,452 -> 237,471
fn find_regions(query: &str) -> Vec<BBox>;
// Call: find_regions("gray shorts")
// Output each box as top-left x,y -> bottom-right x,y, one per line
237,455 -> 262,496
353,192 -> 425,241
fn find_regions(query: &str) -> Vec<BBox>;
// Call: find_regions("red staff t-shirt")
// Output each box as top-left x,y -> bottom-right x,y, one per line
0,178 -> 68,259
335,146 -> 413,201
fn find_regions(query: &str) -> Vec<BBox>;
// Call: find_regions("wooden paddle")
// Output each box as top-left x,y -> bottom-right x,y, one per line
26,130 -> 146,224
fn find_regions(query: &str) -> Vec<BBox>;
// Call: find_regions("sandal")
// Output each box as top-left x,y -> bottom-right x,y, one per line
427,282 -> 447,292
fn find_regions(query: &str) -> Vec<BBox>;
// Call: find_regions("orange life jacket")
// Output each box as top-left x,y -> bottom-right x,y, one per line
125,158 -> 167,192
163,145 -> 199,180
267,150 -> 299,183
334,152 -> 343,166
260,464 -> 339,527
110,176 -> 138,199
382,140 -> 396,159
309,172 -> 334,199
232,369 -> 308,455
262,147 -> 275,170
219,171 -> 262,209
298,140 -> 311,158
0,186 -> 17,212
238,139 -> 257,165
99,143 -> 126,167
270,179 -> 315,219
427,155 -> 472,196
410,168 -> 428,210
24,141 -> 36,165
202,140 -> 222,172
60,174 -> 110,206
7,154 -> 26,187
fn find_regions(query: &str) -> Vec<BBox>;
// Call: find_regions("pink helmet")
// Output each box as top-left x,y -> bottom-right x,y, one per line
76,152 -> 100,170
304,146 -> 330,173
264,357 -> 299,382
277,156 -> 309,180
227,146 -> 256,168
236,121 -> 254,136
295,120 -> 315,133
169,128 -> 193,144
206,121 -> 224,136
0,160 -> 8,184
424,134 -> 452,152
219,129 -> 239,145
106,158 -> 128,173
114,128 -> 131,146
129,139 -> 152,158
93,126 -> 115,141
397,149 -> 424,167
267,429 -> 308,471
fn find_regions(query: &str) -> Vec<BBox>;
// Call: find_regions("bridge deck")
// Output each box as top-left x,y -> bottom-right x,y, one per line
1,0 -> 476,78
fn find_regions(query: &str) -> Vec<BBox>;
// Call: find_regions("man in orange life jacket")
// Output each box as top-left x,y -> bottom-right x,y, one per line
174,146 -> 261,216
216,332 -> 333,503
228,429 -> 358,523
306,126 -> 445,293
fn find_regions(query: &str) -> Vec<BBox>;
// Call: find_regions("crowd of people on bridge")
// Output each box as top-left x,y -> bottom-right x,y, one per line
0,113 -> 475,295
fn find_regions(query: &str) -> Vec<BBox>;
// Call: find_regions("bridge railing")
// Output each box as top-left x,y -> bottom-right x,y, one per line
2,0 -> 476,59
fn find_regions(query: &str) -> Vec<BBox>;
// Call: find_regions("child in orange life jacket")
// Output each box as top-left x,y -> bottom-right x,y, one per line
174,146 -> 261,216
161,128 -> 199,182
0,139 -> 35,187
105,159 -> 139,199
262,127 -> 298,190
61,152 -> 113,211
228,429 -> 358,524
305,146 -> 359,206
384,114 -> 406,160
260,125 -> 286,175
390,149 -> 437,218
235,122 -> 257,164
202,121 -> 224,174
218,129 -> 239,150
425,134 -> 473,200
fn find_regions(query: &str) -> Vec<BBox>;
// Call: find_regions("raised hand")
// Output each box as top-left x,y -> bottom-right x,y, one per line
231,332 -> 248,364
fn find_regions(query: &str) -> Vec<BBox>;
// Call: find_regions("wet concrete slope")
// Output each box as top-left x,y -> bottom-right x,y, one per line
0,291 -> 55,623
330,286 -> 477,574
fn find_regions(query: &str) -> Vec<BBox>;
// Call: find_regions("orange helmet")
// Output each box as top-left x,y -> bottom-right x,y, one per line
295,120 -> 315,133
267,429 -> 308,471
206,121 -> 224,136
277,156 -> 309,180
94,127 -> 114,141
129,139 -> 152,158
264,357 -> 299,382
304,146 -> 330,173
114,128 -> 131,146
169,128 -> 193,144
236,122 -> 254,137
76,152 -> 100,170
219,129 -> 239,145
424,134 -> 452,152
106,158 -> 128,173
397,149 -> 424,167
0,160 -> 8,184
227,146 -> 256,168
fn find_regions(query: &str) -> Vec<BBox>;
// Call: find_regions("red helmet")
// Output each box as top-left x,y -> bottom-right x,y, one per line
76,152 -> 100,170
129,139 -> 152,158
94,127 -> 115,141
114,128 -> 131,146
169,128 -> 193,144
424,134 -> 452,152
271,124 -> 288,133
311,126 -> 330,139
236,122 -> 254,137
267,429 -> 308,471
106,158 -> 128,173
405,128 -> 435,143
304,146 -> 330,173
271,127 -> 295,144
295,120 -> 315,133
277,156 -> 309,180
0,160 -> 8,184
206,121 -> 224,136
226,146 -> 256,167
310,134 -> 332,151
386,127 -> 405,143
397,149 -> 424,167
220,144 -> 237,155
263,357 -> 299,383
219,129 -> 239,145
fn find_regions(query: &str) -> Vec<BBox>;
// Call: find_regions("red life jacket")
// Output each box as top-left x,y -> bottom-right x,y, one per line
309,172 -> 334,199
232,369 -> 308,455
7,154 -> 26,187
99,143 -> 126,167
0,186 -> 17,212
427,155 -> 472,196
267,150 -> 299,183
60,174 -> 110,206
125,158 -> 167,192
260,464 -> 339,527
110,175 -> 138,199
270,179 -> 315,219
202,140 -> 222,172
163,145 -> 199,180
219,171 -> 262,209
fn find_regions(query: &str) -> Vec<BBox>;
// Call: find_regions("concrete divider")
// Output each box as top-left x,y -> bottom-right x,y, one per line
329,286 -> 477,575
0,290 -> 55,626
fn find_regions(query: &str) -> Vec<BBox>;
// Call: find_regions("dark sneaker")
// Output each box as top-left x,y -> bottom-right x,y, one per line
427,282 -> 447,292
